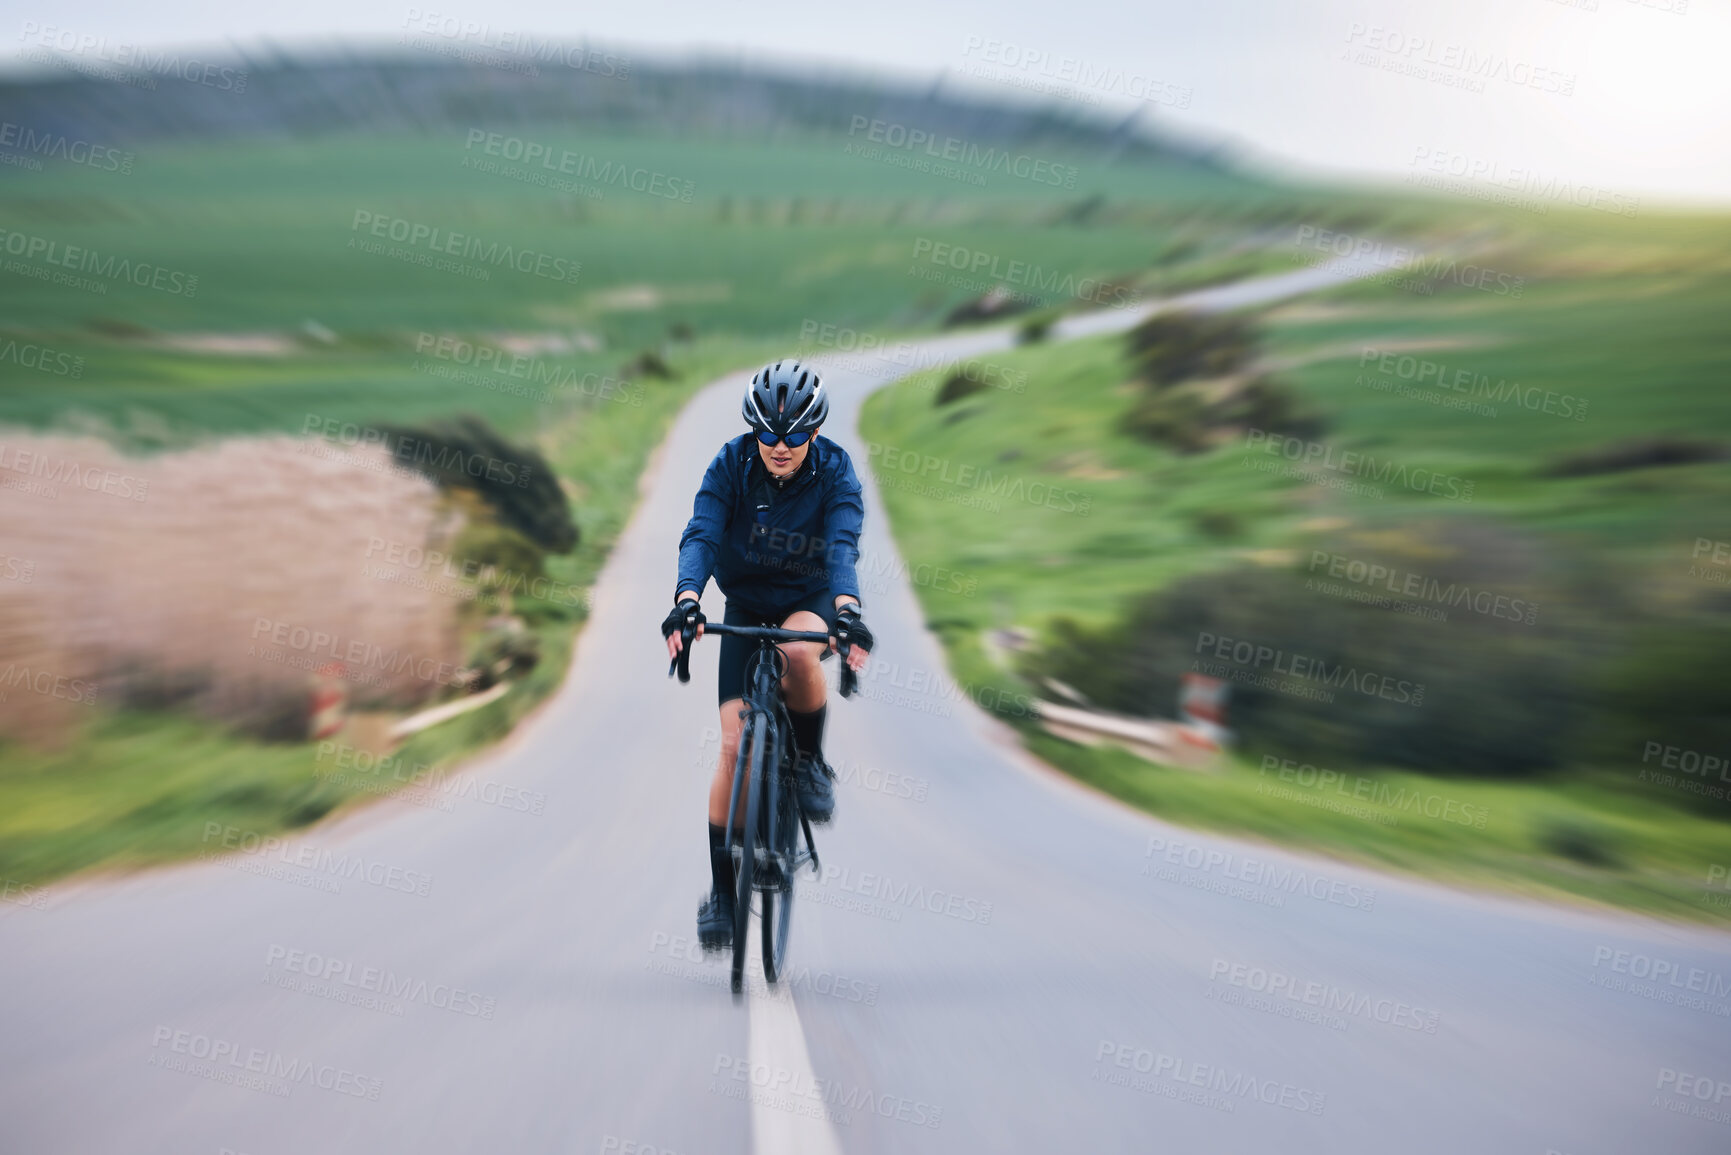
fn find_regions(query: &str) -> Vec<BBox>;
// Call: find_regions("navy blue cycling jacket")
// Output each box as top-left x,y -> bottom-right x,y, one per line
675,433 -> 865,613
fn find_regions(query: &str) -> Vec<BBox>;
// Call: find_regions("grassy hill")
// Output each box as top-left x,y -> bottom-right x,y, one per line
859,209 -> 1731,921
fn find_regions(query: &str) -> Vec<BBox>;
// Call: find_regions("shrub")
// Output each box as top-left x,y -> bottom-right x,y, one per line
943,286 -> 1034,328
1119,311 -> 1322,451
935,372 -> 988,406
1191,510 -> 1242,540
1027,522 -> 1587,776
1017,313 -> 1056,345
625,350 -> 676,380
1589,616 -> 1731,816
1537,817 -> 1622,866
467,620 -> 540,689
1125,310 -> 1256,387
1120,373 -> 1323,453
383,415 -> 577,554
1543,436 -> 1729,477
456,518 -> 545,582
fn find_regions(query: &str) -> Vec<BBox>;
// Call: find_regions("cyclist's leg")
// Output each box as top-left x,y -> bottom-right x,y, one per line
701,605 -> 757,945
777,588 -> 839,711
708,601 -> 757,827
777,609 -> 830,713
780,598 -> 839,821
707,698 -> 747,826
698,691 -> 748,947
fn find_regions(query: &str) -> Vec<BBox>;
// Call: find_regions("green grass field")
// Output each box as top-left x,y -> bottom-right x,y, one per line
14,122 -> 1716,910
0,130 -> 1314,442
0,126 -> 1382,886
858,211 -> 1731,922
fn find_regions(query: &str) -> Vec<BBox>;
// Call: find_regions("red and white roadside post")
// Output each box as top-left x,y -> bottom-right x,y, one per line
1178,673 -> 1230,750
309,662 -> 348,741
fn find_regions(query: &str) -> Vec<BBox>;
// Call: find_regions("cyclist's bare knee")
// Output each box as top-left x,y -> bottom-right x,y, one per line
716,700 -> 744,770
778,609 -> 828,678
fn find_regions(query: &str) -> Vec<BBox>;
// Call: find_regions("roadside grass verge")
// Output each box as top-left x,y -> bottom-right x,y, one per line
1033,737 -> 1731,923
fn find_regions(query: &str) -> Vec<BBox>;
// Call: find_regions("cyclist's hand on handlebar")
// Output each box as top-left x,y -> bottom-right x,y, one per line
662,598 -> 705,661
833,605 -> 872,673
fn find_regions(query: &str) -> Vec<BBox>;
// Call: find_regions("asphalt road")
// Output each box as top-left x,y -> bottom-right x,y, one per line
4,261 -> 1730,1155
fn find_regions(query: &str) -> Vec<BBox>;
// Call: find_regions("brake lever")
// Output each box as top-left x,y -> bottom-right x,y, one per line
835,626 -> 858,699
669,622 -> 696,683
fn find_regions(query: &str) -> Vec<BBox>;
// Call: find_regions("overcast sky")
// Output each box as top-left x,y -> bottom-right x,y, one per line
7,0 -> 1727,203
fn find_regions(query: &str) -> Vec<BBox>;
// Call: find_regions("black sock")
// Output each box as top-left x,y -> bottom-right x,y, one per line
788,704 -> 826,763
707,823 -> 734,899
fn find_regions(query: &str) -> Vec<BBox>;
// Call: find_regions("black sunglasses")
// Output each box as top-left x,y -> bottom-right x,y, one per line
756,430 -> 812,448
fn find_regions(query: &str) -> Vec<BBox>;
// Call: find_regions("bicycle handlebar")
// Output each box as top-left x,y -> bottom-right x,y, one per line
701,623 -> 832,643
669,621 -> 860,698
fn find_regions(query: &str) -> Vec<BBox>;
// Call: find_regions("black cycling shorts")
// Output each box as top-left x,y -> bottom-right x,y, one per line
717,589 -> 837,705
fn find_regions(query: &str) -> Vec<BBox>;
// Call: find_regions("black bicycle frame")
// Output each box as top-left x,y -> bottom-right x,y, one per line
669,618 -> 859,879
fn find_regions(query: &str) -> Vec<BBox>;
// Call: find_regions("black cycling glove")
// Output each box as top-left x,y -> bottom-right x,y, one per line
834,604 -> 873,654
662,598 -> 706,640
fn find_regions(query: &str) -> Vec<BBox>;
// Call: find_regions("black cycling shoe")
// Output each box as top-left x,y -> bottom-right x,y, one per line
697,889 -> 735,952
796,753 -> 835,825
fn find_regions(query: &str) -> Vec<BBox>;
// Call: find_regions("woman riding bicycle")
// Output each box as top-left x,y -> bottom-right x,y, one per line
661,360 -> 874,951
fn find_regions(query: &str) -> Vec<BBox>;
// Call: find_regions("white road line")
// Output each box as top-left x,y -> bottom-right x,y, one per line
746,934 -> 846,1155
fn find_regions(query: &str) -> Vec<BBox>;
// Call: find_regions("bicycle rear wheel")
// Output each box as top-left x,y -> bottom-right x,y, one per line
761,746 -> 797,984
730,712 -> 766,995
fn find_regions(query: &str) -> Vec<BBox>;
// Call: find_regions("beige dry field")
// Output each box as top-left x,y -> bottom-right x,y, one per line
0,433 -> 464,743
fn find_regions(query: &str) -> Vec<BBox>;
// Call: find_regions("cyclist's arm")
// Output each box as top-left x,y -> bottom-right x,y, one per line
822,459 -> 867,669
819,456 -> 865,608
675,448 -> 736,605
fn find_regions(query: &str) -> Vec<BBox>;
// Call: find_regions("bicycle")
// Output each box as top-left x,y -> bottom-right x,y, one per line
670,618 -> 858,995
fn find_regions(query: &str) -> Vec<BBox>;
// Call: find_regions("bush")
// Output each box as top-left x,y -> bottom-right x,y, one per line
935,372 -> 988,406
1120,373 -> 1323,453
383,415 -> 577,554
1589,617 -> 1731,816
1543,436 -> 1730,477
625,350 -> 676,380
1118,310 -> 1322,451
1027,522 -> 1588,776
1537,818 -> 1622,866
943,286 -> 1034,328
467,619 -> 540,689
1191,510 -> 1242,540
1125,310 -> 1256,386
455,518 -> 545,582
1016,313 -> 1056,345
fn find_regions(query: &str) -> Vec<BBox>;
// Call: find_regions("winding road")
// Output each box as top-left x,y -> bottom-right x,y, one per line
4,257 -> 1729,1154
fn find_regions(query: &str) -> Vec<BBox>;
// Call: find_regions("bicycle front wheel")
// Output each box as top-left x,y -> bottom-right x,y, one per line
730,712 -> 767,996
761,750 -> 796,984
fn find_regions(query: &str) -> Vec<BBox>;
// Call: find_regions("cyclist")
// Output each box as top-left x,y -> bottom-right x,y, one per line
661,360 -> 874,951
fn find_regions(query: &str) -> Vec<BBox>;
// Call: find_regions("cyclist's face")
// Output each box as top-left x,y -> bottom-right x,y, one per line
757,429 -> 814,477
